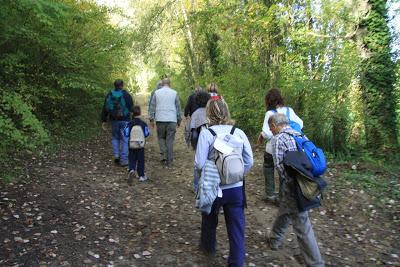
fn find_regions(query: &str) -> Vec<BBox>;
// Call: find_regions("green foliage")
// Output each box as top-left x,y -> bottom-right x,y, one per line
358,0 -> 398,149
0,89 -> 49,153
339,169 -> 400,204
0,0 -> 132,164
2,174 -> 13,184
131,0 -> 399,156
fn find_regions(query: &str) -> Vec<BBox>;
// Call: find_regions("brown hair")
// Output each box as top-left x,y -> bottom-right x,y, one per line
265,88 -> 284,111
206,99 -> 233,126
133,105 -> 141,116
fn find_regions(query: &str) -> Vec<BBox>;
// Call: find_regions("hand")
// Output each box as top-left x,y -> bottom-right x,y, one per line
150,120 -> 155,128
101,122 -> 107,131
177,120 -> 181,128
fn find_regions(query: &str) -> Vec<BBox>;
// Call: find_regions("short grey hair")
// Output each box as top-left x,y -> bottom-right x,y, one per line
162,78 -> 171,86
268,113 -> 289,126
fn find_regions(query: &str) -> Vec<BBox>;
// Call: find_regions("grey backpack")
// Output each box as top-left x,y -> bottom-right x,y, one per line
129,124 -> 145,149
209,127 -> 245,185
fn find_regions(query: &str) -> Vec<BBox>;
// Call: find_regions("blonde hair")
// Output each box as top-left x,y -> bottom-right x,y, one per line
206,99 -> 233,126
207,83 -> 218,93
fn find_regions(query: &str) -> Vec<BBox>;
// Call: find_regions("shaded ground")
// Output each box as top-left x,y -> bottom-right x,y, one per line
1,95 -> 399,266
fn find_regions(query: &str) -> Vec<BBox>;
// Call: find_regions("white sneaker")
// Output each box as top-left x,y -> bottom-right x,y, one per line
138,176 -> 148,182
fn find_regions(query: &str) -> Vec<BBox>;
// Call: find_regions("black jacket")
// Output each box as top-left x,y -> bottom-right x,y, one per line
283,151 -> 327,212
184,93 -> 200,117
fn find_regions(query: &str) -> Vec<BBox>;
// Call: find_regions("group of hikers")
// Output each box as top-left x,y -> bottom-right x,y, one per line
100,78 -> 325,267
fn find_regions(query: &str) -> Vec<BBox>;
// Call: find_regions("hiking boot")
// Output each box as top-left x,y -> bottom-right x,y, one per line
128,170 -> 135,185
139,176 -> 148,182
198,243 -> 216,257
165,162 -> 173,169
267,237 -> 282,251
264,195 -> 279,206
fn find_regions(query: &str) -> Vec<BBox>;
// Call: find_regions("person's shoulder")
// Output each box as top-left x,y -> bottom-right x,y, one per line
139,118 -> 148,125
232,127 -> 249,139
265,110 -> 275,116
122,89 -> 132,96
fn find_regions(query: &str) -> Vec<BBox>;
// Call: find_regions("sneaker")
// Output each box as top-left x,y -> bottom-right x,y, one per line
138,176 -> 148,182
267,237 -> 282,251
114,157 -> 120,164
119,162 -> 128,167
128,170 -> 135,185
165,162 -> 173,169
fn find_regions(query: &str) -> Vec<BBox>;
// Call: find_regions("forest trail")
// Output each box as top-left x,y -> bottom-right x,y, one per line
0,95 -> 399,267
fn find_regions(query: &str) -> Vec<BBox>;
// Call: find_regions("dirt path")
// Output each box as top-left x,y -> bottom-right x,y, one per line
1,95 -> 399,266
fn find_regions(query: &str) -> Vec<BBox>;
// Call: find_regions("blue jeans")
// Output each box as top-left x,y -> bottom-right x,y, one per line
111,120 -> 129,164
201,186 -> 245,267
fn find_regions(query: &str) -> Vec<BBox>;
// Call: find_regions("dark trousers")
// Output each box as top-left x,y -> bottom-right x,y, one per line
128,148 -> 145,176
201,186 -> 245,267
264,152 -> 276,197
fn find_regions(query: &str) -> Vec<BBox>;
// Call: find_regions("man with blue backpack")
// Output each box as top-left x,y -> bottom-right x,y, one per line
266,113 -> 325,267
101,79 -> 134,166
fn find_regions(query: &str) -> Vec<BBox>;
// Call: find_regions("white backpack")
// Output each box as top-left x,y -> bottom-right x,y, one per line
209,126 -> 245,185
129,124 -> 145,149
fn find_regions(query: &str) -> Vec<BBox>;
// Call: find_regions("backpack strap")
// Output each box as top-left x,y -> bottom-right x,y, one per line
208,128 -> 217,136
286,107 -> 291,120
230,126 -> 236,135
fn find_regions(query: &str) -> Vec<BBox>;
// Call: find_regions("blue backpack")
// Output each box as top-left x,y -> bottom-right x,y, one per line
106,90 -> 129,120
288,133 -> 327,177
272,107 -> 302,133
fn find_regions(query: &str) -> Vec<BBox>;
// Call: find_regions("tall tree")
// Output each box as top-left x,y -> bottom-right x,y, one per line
357,0 -> 398,149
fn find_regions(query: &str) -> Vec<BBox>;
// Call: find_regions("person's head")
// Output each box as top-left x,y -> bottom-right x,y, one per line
133,105 -> 141,117
156,80 -> 163,89
207,83 -> 218,93
268,113 -> 289,135
196,91 -> 211,108
206,99 -> 233,126
194,85 -> 203,93
265,88 -> 284,111
162,77 -> 171,87
114,79 -> 124,89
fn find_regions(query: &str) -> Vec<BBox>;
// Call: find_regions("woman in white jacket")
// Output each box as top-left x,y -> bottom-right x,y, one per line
257,88 -> 303,205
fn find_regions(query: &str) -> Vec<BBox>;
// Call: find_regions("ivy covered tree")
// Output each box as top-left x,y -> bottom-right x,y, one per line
357,0 -> 398,149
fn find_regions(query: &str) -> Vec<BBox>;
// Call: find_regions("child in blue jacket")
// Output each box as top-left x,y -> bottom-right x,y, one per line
126,106 -> 150,183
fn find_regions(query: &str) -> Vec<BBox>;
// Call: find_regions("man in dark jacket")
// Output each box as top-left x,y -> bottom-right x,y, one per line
101,79 -> 134,166
184,86 -> 203,118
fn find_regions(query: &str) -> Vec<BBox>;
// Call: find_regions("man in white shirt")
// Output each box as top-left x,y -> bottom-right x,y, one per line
149,78 -> 182,167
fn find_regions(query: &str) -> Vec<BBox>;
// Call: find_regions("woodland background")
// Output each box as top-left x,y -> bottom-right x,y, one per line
0,0 -> 399,179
